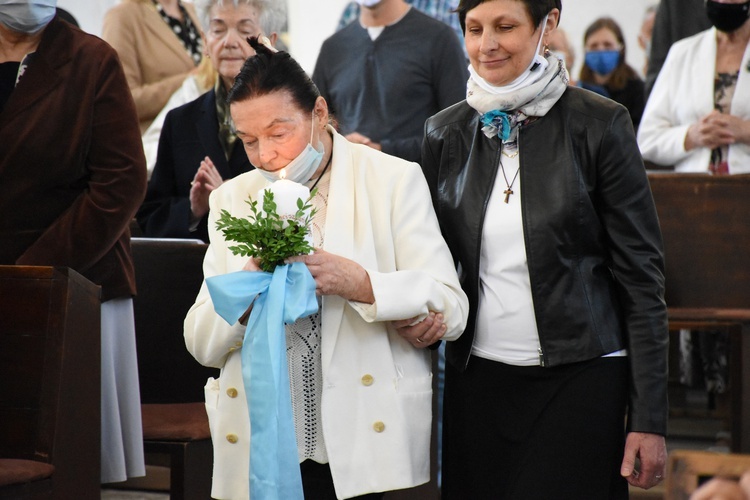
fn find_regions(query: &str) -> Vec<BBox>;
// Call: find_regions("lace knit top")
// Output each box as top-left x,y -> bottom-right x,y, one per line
287,166 -> 330,463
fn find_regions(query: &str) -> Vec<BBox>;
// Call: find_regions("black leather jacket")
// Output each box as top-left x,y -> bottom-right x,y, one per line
422,87 -> 669,434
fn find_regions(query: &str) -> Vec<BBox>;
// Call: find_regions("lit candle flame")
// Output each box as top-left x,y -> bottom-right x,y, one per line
279,169 -> 286,180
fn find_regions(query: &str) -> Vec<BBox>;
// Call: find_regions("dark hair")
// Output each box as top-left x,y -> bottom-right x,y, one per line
579,17 -> 639,91
227,37 -> 320,113
456,0 -> 562,34
56,7 -> 79,28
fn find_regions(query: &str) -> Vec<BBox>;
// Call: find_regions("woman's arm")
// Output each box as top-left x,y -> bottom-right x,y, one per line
354,164 -> 468,340
184,188 -> 247,368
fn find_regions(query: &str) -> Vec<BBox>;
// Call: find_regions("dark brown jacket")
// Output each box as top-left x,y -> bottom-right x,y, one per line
0,16 -> 147,301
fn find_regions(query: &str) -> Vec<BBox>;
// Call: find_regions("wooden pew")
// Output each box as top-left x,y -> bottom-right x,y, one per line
129,238 -> 217,499
666,449 -> 750,499
648,173 -> 750,452
0,266 -> 100,499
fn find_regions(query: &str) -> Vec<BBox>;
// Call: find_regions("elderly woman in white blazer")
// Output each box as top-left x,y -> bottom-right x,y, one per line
184,38 -> 468,500
638,12 -> 750,174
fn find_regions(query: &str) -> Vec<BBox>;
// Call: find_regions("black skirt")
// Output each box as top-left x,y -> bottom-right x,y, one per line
441,355 -> 629,500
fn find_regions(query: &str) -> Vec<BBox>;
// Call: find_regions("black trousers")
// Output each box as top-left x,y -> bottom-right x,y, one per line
441,355 -> 630,500
300,460 -> 385,500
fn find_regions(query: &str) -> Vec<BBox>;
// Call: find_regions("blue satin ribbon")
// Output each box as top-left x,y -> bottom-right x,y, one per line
481,109 -> 512,141
206,263 -> 318,500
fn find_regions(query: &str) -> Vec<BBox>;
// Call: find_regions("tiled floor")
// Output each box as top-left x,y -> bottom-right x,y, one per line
100,490 -> 168,500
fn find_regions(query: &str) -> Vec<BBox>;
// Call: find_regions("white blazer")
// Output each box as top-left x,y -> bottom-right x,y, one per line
637,28 -> 750,174
184,127 -> 469,500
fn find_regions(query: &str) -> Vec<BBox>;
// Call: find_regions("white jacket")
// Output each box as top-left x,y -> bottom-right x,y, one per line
638,28 -> 750,174
184,127 -> 469,499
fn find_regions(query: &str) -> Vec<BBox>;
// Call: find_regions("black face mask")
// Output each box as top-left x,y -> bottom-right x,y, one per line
705,0 -> 750,33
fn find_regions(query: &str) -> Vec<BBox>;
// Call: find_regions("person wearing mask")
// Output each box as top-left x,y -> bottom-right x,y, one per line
638,1 -> 750,434
645,0 -> 711,97
103,0 -> 203,133
0,0 -> 147,484
638,0 -> 750,175
312,0 -> 468,163
137,0 -> 285,243
421,0 -> 669,497
184,37 -> 468,499
578,16 -> 646,131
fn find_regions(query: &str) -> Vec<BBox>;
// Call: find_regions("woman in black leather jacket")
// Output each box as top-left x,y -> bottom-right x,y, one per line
420,0 -> 668,498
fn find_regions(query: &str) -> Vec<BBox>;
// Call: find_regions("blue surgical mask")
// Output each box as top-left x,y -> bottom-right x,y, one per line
258,112 -> 324,184
0,0 -> 57,34
585,50 -> 620,75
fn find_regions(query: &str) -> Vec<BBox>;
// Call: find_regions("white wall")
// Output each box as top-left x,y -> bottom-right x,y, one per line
60,0 -> 658,78
287,0 -> 352,75
57,0 -> 118,37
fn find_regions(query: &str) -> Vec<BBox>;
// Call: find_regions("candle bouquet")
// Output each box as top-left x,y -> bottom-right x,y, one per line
215,186 -> 317,272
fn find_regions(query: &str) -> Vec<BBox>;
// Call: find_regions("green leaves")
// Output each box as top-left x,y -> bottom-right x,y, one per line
215,189 -> 318,273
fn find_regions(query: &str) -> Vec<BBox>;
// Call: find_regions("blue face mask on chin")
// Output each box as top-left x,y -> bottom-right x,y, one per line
0,0 -> 57,34
258,112 -> 324,185
584,50 -> 621,76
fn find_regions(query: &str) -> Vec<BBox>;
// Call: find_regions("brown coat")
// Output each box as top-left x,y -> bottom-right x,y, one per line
0,17 -> 147,301
102,0 -> 201,133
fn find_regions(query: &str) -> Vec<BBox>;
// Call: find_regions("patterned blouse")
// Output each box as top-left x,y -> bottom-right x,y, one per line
152,0 -> 202,65
710,71 -> 738,175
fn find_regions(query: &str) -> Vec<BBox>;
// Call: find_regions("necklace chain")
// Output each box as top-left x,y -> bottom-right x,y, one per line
309,150 -> 333,192
499,144 -> 520,204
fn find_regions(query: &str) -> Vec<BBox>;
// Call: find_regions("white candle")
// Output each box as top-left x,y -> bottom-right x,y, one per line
258,179 -> 310,222
257,174 -> 313,248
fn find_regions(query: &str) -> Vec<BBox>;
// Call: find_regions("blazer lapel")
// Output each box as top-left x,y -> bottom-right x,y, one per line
140,2 -> 193,66
731,35 -> 750,118
695,30 -> 718,117
1,20 -> 66,121
195,90 -> 231,176
320,128 -> 356,373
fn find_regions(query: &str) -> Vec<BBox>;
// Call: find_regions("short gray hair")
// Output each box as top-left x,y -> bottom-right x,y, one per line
194,0 -> 287,37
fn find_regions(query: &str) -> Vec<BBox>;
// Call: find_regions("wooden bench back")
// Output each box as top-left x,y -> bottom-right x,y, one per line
0,266 -> 100,498
647,173 -> 750,309
130,238 -> 217,404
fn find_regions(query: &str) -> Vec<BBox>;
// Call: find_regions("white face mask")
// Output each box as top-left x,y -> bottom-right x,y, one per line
550,50 -> 566,69
470,14 -> 550,95
355,0 -> 381,7
0,0 -> 57,34
258,112 -> 324,184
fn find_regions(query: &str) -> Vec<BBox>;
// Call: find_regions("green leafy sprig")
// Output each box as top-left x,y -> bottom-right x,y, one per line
216,188 -> 318,273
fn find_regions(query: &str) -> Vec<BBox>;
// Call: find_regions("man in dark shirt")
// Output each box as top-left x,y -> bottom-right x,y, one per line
312,0 -> 468,163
